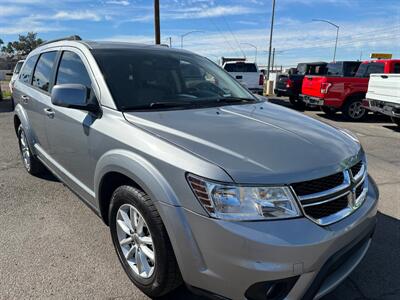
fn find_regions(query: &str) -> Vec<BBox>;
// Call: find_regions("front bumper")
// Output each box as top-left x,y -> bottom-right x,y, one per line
158,176 -> 378,300
300,94 -> 324,106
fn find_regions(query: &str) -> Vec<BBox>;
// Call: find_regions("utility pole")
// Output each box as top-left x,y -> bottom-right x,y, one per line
154,0 -> 160,44
271,48 -> 275,73
266,0 -> 276,79
168,37 -> 172,47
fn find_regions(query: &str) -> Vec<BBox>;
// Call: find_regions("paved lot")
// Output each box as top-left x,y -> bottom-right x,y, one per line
0,98 -> 399,299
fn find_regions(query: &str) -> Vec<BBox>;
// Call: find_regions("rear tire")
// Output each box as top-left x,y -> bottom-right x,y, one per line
17,125 -> 45,175
321,106 -> 338,116
391,117 -> 400,127
342,97 -> 367,121
109,185 -> 182,298
289,96 -> 305,110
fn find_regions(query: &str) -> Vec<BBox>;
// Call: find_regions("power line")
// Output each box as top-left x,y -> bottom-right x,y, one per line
221,15 -> 246,58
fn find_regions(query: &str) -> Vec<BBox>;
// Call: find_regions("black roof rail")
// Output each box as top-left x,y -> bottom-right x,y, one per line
40,35 -> 82,46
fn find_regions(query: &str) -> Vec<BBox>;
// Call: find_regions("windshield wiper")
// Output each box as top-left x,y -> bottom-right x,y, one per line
122,101 -> 194,111
216,97 -> 257,103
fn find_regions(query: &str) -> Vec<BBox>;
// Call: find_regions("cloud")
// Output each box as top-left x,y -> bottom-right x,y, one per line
106,0 -> 130,6
52,10 -> 102,21
0,6 -> 26,17
121,5 -> 257,24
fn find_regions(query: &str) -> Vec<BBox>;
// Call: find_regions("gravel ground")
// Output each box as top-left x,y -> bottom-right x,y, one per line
0,98 -> 399,300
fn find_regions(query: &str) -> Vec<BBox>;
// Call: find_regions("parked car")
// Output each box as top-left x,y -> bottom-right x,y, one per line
9,60 -> 24,94
274,62 -> 327,108
13,37 -> 378,300
301,59 -> 400,121
8,60 -> 24,110
222,61 -> 264,94
364,73 -> 400,127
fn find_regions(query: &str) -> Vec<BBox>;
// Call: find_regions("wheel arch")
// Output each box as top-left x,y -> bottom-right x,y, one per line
344,92 -> 366,104
95,149 -> 181,225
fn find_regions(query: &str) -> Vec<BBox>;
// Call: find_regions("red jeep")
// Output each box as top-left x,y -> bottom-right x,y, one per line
300,59 -> 400,121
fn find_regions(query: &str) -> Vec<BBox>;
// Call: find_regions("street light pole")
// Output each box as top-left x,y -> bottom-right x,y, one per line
312,19 -> 339,62
266,0 -> 276,79
154,0 -> 160,44
180,30 -> 203,48
240,43 -> 258,62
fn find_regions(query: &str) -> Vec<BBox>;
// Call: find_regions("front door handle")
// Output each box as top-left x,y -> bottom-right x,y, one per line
21,95 -> 30,104
44,108 -> 55,119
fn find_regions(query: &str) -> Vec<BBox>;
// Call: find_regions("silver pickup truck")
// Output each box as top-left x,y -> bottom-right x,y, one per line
365,73 -> 400,127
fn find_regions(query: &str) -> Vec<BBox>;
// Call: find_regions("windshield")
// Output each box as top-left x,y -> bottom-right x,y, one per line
92,48 -> 258,111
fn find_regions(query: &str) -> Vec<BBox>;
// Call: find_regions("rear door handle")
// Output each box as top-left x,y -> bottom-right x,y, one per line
43,108 -> 55,119
381,75 -> 388,79
21,95 -> 30,104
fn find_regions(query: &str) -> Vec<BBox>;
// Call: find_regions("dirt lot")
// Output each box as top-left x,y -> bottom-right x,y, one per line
0,98 -> 399,299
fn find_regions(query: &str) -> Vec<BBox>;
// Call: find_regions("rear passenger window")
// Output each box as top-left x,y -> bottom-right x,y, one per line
19,55 -> 38,84
365,63 -> 384,77
32,51 -> 57,92
393,63 -> 400,73
56,51 -> 92,89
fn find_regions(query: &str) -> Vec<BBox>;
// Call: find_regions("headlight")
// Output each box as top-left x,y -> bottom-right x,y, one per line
187,174 -> 301,221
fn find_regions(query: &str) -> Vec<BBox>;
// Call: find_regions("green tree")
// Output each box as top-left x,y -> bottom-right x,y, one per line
2,32 -> 44,56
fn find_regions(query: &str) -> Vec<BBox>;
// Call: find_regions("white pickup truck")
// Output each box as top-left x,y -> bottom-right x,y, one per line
222,61 -> 264,94
365,73 -> 400,127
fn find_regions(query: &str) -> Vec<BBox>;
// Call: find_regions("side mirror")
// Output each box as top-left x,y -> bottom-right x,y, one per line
51,84 -> 99,112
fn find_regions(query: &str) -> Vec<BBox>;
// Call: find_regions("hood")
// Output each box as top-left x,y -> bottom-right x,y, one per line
124,102 -> 362,184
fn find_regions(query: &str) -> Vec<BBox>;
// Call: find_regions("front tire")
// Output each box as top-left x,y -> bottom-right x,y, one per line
17,125 -> 45,175
109,186 -> 182,298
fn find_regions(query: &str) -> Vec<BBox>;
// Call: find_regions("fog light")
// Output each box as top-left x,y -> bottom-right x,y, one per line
245,276 -> 299,300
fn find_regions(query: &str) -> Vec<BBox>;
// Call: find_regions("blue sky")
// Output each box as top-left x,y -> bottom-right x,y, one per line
0,0 -> 399,67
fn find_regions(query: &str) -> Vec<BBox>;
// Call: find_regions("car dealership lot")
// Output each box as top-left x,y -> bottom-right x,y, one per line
0,98 -> 399,300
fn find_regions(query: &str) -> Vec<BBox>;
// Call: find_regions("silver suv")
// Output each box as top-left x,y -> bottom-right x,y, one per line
13,37 -> 378,300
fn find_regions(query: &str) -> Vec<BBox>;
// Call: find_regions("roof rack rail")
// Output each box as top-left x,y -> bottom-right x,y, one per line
40,35 -> 82,46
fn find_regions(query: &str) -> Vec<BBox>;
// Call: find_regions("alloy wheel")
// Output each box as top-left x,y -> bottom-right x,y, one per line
348,101 -> 365,119
116,204 -> 155,279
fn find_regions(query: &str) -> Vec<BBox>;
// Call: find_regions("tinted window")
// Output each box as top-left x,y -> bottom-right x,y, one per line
19,56 -> 37,84
14,61 -> 24,74
366,63 -> 384,76
32,51 -> 57,92
224,63 -> 257,72
297,63 -> 326,75
56,51 -> 92,89
355,63 -> 368,77
326,62 -> 343,76
92,49 -> 256,111
393,63 -> 400,73
343,62 -> 360,77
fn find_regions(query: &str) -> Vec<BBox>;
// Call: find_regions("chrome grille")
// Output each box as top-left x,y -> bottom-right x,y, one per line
291,161 -> 368,226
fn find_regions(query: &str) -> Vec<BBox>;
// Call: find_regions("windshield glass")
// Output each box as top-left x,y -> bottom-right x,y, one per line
92,48 -> 258,111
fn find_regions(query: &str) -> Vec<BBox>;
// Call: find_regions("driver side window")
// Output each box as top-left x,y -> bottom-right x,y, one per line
56,51 -> 92,89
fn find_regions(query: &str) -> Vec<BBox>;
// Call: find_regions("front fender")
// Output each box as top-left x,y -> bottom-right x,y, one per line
94,149 -> 181,207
